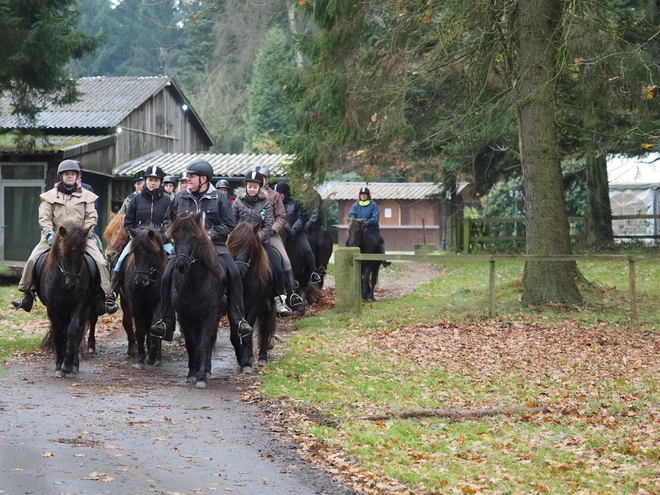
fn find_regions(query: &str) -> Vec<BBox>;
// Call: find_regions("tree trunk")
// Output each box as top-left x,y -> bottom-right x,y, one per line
584,150 -> 614,246
516,0 -> 583,306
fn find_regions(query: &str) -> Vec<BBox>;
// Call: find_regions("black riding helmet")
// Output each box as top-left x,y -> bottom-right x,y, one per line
215,178 -> 231,190
133,170 -> 145,183
186,160 -> 214,183
244,170 -> 265,187
359,186 -> 371,199
274,181 -> 290,196
163,175 -> 177,185
143,165 -> 166,180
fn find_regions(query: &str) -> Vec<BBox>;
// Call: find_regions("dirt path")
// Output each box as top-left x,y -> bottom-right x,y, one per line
0,261 -> 442,495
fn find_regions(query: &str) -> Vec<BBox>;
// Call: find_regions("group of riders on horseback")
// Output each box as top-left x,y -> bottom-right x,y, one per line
11,158 -> 334,345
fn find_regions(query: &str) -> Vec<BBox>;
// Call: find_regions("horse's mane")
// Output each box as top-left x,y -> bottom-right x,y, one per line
168,213 -> 225,281
103,214 -> 128,250
44,223 -> 89,272
227,222 -> 270,286
128,226 -> 168,272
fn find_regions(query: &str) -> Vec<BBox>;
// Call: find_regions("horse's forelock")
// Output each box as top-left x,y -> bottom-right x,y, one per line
44,224 -> 88,271
130,227 -> 162,254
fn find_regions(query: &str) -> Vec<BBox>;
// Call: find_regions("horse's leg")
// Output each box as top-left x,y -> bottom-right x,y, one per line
145,309 -> 162,367
195,319 -> 218,388
370,264 -> 380,302
51,315 -> 67,378
134,312 -> 147,370
361,266 -> 370,302
183,326 -> 199,383
86,307 -> 98,354
121,295 -> 137,356
62,310 -> 82,375
257,305 -> 277,366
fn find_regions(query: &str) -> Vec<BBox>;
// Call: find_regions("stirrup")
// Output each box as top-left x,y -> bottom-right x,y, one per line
382,260 -> 391,267
237,319 -> 254,337
105,292 -> 118,315
289,292 -> 303,311
11,292 -> 34,312
274,296 -> 292,318
150,320 -> 168,339
310,272 -> 322,285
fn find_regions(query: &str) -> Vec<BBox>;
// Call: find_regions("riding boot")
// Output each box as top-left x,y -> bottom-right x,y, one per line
109,269 -> 122,295
150,258 -> 175,341
105,292 -> 118,315
11,290 -> 34,312
274,295 -> 292,318
380,242 -> 391,267
284,270 -> 303,311
310,272 -> 322,285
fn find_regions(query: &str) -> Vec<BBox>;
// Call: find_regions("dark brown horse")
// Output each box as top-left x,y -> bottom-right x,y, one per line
39,223 -> 97,377
280,227 -> 322,314
346,218 -> 380,302
167,212 -> 227,388
102,213 -> 137,356
122,226 -> 167,369
227,222 -> 277,368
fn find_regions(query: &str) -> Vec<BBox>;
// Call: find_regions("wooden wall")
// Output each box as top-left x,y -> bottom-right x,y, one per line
337,199 -> 445,251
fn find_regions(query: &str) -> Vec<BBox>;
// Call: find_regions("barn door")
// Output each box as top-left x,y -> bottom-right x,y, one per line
0,164 -> 44,262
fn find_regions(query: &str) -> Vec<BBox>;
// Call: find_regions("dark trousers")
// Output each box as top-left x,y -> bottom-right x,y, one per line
308,223 -> 327,269
264,243 -> 285,295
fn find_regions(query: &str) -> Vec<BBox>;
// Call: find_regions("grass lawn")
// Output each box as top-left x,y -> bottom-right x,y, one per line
0,285 -> 48,364
262,258 -> 660,494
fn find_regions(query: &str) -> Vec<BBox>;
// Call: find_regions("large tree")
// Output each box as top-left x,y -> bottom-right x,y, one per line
0,0 -> 97,122
516,0 -> 582,305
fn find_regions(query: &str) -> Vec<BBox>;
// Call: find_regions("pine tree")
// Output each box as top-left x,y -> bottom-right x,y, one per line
0,0 -> 98,121
245,26 -> 294,152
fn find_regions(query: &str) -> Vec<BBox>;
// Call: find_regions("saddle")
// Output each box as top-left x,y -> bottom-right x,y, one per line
33,250 -> 100,289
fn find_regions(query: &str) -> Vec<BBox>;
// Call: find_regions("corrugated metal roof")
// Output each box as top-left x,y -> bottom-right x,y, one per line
0,76 -> 172,129
113,152 -> 294,178
0,134 -> 113,153
319,182 -> 443,200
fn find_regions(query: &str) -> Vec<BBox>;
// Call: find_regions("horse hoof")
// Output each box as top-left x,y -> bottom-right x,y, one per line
54,370 -> 64,378
135,362 -> 145,370
127,343 -> 138,357
86,347 -> 95,355
196,381 -> 208,389
186,376 -> 197,383
154,359 -> 162,367
257,359 -> 267,367
145,357 -> 155,366
72,366 -> 79,375
241,366 -> 253,374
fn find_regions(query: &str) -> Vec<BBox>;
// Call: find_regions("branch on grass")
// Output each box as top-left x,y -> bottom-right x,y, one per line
353,406 -> 551,422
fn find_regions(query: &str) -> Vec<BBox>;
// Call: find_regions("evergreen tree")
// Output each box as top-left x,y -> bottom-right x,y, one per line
245,26 -> 294,152
0,0 -> 98,121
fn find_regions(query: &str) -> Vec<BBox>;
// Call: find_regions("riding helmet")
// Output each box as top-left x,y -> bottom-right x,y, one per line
163,175 -> 178,185
215,178 -> 231,190
359,186 -> 371,196
57,159 -> 82,175
255,165 -> 271,178
143,165 -> 166,180
274,181 -> 290,195
186,160 -> 215,182
244,170 -> 265,186
133,170 -> 145,183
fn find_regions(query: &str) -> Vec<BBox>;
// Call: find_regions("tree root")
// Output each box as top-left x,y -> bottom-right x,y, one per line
352,406 -> 551,422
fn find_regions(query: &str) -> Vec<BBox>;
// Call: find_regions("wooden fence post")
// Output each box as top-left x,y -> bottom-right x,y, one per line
489,259 -> 495,317
335,247 -> 362,314
629,258 -> 637,320
463,218 -> 471,253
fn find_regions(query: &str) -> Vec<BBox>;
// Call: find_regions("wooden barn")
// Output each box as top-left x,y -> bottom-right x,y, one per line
321,181 -> 465,251
0,76 -> 212,266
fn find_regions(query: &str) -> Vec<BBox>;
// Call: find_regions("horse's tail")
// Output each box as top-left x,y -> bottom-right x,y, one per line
41,324 -> 55,352
306,280 -> 323,303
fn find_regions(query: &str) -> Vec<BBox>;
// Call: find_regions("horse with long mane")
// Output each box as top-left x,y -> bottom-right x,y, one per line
122,226 -> 167,369
39,223 -> 98,377
346,218 -> 380,302
227,222 -> 277,369
102,213 -> 137,356
167,212 -> 227,388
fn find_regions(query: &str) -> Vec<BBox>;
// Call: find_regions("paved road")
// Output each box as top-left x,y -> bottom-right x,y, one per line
0,327 -> 357,495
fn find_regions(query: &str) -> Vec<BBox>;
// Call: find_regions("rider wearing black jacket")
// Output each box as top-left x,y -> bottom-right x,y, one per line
275,182 -> 322,286
150,160 -> 253,341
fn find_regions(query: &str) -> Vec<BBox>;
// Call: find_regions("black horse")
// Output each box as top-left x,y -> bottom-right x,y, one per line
227,222 -> 277,369
346,218 -> 380,302
122,226 -> 167,369
305,224 -> 333,287
39,223 -> 98,377
281,229 -> 321,314
167,212 -> 227,388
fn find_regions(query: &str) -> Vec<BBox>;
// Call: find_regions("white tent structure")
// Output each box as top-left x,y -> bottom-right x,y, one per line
608,154 -> 660,241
